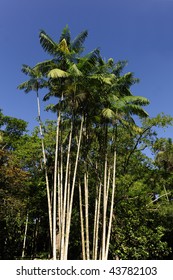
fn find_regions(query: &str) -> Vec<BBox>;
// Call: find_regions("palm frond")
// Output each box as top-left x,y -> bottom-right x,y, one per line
69,64 -> 83,77
33,60 -> 56,75
71,30 -> 88,53
112,60 -> 128,76
17,80 -> 37,93
48,68 -> 69,78
77,49 -> 100,74
39,30 -> 57,55
124,104 -> 149,118
102,108 -> 117,120
121,95 -> 150,106
21,64 -> 33,76
59,25 -> 71,45
58,39 -> 70,54
17,81 -> 30,91
86,48 -> 100,65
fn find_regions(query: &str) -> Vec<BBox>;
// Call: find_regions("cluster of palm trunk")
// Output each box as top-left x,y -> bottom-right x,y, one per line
18,26 -> 149,259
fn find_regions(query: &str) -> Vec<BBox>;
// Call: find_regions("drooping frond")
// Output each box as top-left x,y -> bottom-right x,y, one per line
117,72 -> 139,90
48,68 -> 69,78
39,30 -> 57,55
17,79 -> 37,93
43,91 -> 55,101
71,30 -> 88,53
33,60 -> 56,76
110,95 -> 149,117
121,95 -> 150,106
21,64 -> 33,76
123,104 -> 149,118
102,108 -> 116,119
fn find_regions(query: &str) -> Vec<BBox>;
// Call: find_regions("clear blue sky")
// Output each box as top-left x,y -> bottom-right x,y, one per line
1,0 -> 173,138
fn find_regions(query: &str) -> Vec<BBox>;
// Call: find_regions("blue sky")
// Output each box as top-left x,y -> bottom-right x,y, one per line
1,0 -> 173,138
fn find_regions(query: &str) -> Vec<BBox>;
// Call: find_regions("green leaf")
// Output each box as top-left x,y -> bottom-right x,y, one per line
69,64 -> 83,76
102,108 -> 117,119
71,30 -> 88,52
39,30 -> 57,55
59,25 -> 71,45
48,69 -> 69,78
58,39 -> 70,54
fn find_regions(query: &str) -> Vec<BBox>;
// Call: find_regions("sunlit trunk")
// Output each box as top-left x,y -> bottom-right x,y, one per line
79,181 -> 86,260
84,170 -> 90,259
93,181 -> 102,260
60,120 -> 73,259
102,152 -> 108,259
53,111 -> 61,260
105,148 -> 116,259
36,89 -> 52,249
64,115 -> 84,259
22,211 -> 29,259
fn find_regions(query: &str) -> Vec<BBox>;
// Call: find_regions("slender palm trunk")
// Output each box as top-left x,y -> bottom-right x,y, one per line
93,181 -> 102,260
105,148 -> 116,259
53,111 -> 61,260
64,115 -> 84,259
22,211 -> 29,259
79,181 -> 86,260
36,89 -> 52,248
102,152 -> 108,259
60,120 -> 73,259
84,170 -> 90,259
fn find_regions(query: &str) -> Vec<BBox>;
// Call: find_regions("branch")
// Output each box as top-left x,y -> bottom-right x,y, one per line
146,192 -> 171,206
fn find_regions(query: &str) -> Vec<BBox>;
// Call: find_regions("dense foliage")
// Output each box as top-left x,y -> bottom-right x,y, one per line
1,26 -> 173,259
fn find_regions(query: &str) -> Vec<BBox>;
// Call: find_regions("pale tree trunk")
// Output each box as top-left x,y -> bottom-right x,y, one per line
36,89 -> 52,248
60,121 -> 73,259
64,115 -> 84,259
22,211 -> 29,259
93,181 -> 102,260
102,152 -> 108,259
105,149 -> 116,259
79,181 -> 86,260
53,111 -> 61,260
84,170 -> 90,259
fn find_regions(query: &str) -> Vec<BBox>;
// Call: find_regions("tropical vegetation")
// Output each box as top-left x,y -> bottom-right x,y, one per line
0,26 -> 173,260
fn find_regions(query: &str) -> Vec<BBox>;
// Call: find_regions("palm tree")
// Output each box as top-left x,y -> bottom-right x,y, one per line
98,60 -> 149,260
34,26 -> 101,259
18,66 -> 53,251
75,57 -> 150,260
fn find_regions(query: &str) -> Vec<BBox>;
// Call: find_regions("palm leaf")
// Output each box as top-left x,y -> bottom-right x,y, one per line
59,25 -> 71,45
58,39 -> 70,54
69,64 -> 83,76
77,49 -> 100,74
39,30 -> 57,55
102,108 -> 117,120
71,30 -> 88,52
122,95 -> 150,106
48,68 -> 69,78
124,104 -> 149,118
33,60 -> 56,75
21,64 -> 33,76
17,80 -> 37,93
